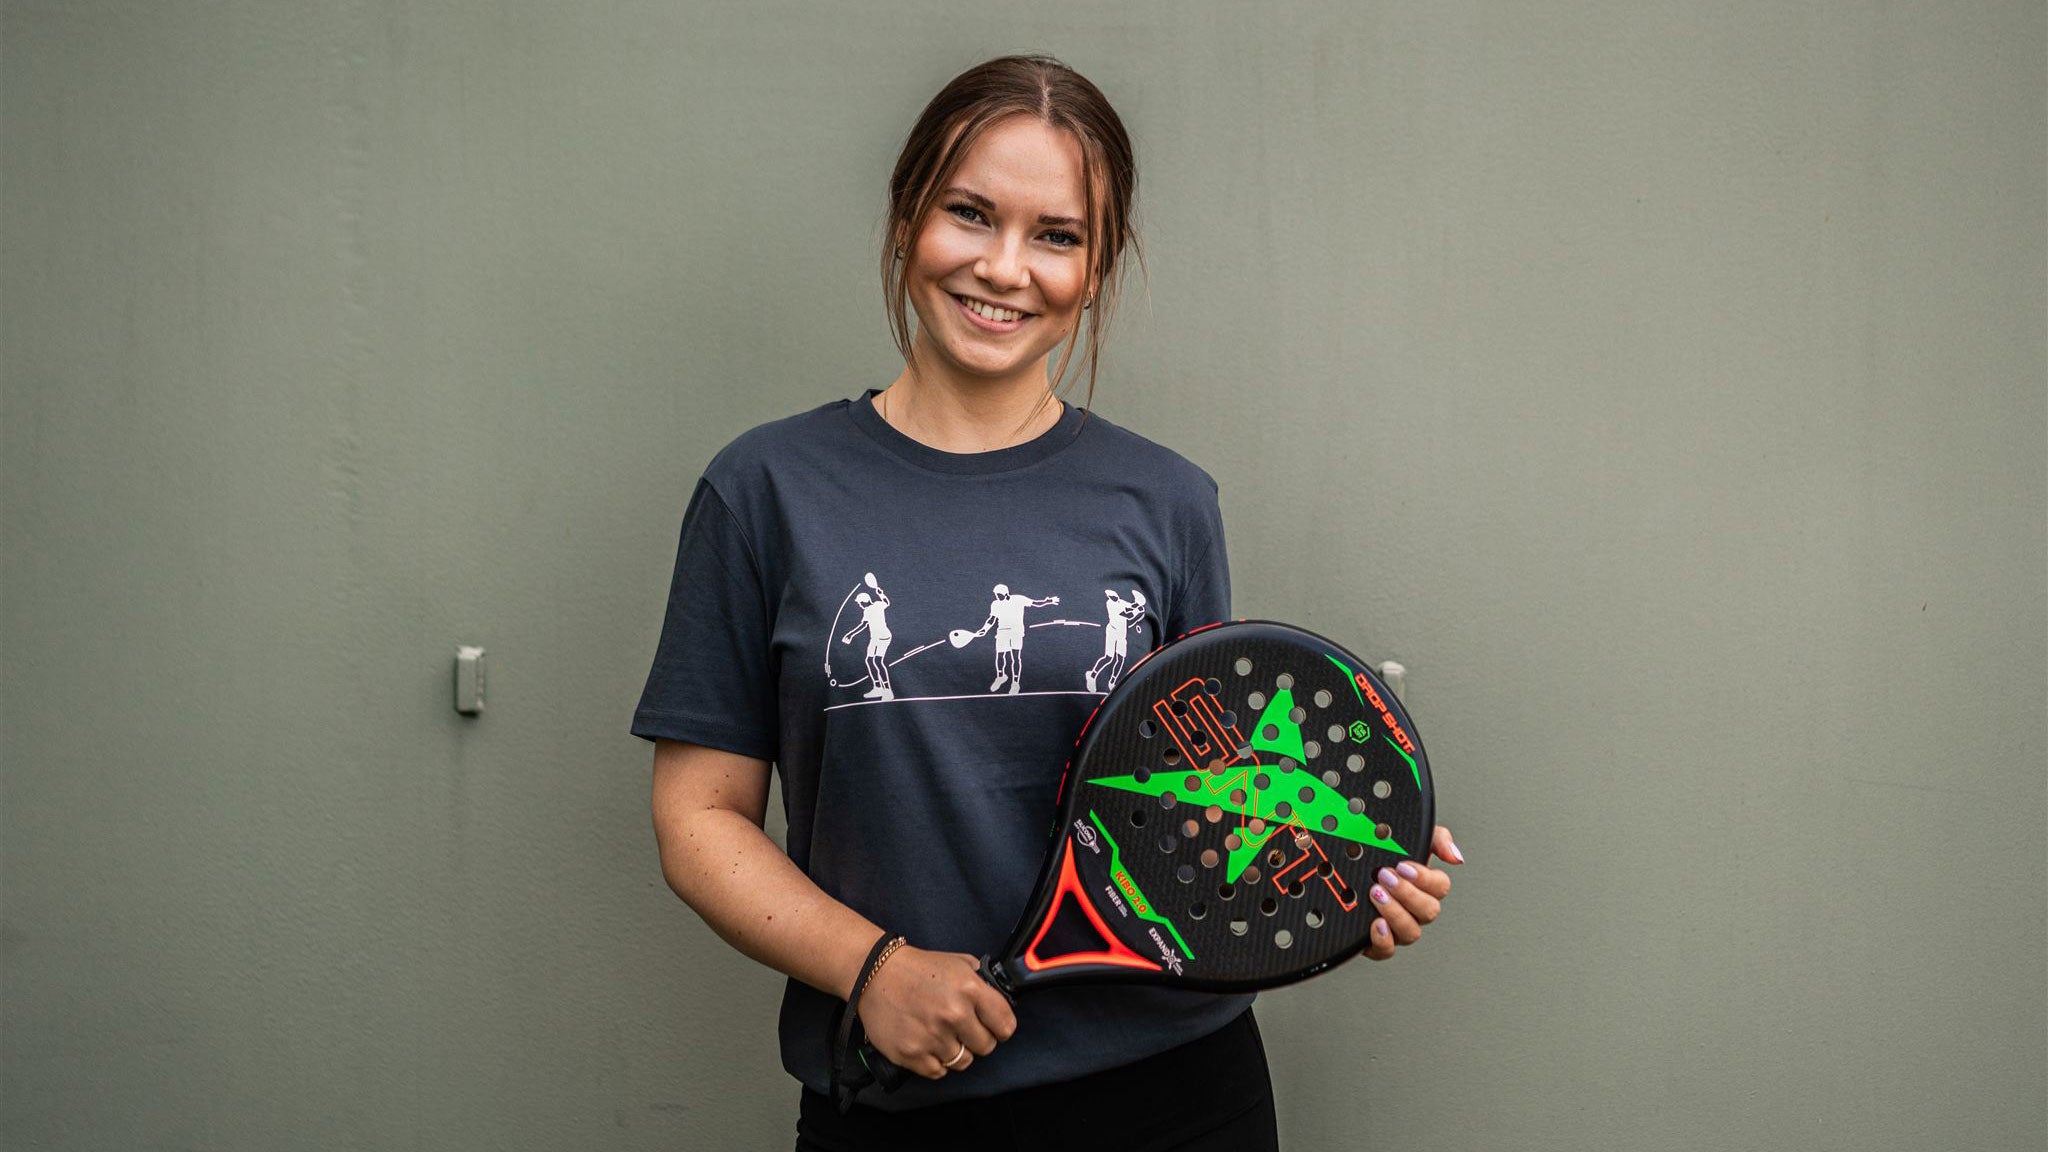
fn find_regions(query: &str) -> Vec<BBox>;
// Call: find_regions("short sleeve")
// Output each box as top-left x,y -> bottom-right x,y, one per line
1166,474 -> 1231,638
630,476 -> 779,761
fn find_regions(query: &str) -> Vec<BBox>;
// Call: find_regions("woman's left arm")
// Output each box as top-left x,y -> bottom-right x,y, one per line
1361,825 -> 1463,960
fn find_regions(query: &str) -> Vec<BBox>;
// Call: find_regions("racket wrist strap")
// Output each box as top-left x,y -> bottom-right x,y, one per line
828,929 -> 903,1113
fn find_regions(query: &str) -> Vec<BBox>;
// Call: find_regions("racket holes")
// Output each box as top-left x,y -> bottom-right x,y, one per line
1234,657 -> 1252,676
1288,879 -> 1306,897
1274,801 -> 1292,818
1205,805 -> 1224,824
1373,780 -> 1392,799
1170,699 -> 1188,716
1347,797 -> 1366,815
1274,929 -> 1294,950
1243,865 -> 1263,885
1159,833 -> 1178,853
1248,818 -> 1267,836
1322,815 -> 1339,832
1346,754 -> 1366,773
1201,848 -> 1219,868
1314,689 -> 1333,708
1344,842 -> 1364,860
1130,809 -> 1147,827
1288,707 -> 1307,724
1253,773 -> 1271,790
1139,720 -> 1156,739
1224,833 -> 1242,851
1222,710 -> 1238,727
1159,792 -> 1177,809
1276,757 -> 1296,773
1327,724 -> 1346,743
1229,919 -> 1249,937
1315,859 -> 1332,876
1218,882 -> 1236,900
1134,767 -> 1152,784
1230,789 -> 1247,806
1205,677 -> 1222,696
1267,849 -> 1285,868
1261,724 -> 1278,741
1304,740 -> 1321,760
1322,770 -> 1341,788
1298,785 -> 1314,803
1375,823 -> 1393,841
1260,897 -> 1278,916
1183,818 -> 1200,838
1293,831 -> 1313,850
1305,910 -> 1325,929
1184,774 -> 1201,792
1176,864 -> 1195,883
1247,691 -> 1267,710
1276,673 -> 1295,690
1162,748 -> 1181,766
1190,902 -> 1208,920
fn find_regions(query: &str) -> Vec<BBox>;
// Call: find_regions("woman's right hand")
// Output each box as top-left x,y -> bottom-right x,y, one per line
855,945 -> 1017,1080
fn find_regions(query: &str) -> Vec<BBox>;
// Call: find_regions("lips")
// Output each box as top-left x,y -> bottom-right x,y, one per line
952,293 -> 1031,331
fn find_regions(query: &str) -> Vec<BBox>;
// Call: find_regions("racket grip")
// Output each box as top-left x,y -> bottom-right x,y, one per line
858,1044 -> 912,1092
856,956 -> 1015,1096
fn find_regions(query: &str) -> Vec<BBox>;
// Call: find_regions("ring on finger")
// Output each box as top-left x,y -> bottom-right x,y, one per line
942,1042 -> 969,1070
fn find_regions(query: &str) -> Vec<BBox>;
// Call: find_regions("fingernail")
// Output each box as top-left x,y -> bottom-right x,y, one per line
1396,862 -> 1420,881
1370,885 -> 1390,905
1446,835 -> 1464,863
1374,919 -> 1389,938
1376,867 -> 1400,890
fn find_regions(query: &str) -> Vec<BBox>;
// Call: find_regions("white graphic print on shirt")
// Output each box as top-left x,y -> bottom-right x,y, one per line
822,573 -> 1150,710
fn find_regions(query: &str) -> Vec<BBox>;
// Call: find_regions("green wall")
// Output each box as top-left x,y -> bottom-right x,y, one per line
4,2 -> 2042,1148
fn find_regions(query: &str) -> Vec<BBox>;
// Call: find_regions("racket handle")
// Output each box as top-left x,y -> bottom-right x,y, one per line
854,956 -> 1016,1097
856,1043 -> 912,1093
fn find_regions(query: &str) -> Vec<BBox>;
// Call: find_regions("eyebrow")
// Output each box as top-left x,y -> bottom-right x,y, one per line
943,187 -> 1086,230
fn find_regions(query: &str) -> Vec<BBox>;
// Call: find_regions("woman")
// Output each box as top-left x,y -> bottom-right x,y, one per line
633,54 -> 1460,1150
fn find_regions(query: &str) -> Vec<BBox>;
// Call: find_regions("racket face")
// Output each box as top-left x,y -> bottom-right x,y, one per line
994,620 -> 1433,994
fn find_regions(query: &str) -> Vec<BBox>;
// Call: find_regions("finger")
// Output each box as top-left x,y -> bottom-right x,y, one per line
1378,866 -> 1441,925
1394,858 -> 1452,900
1362,917 -> 1394,960
1368,878 -> 1421,945
946,1005 -> 999,1059
971,982 -> 1018,1045
1430,825 -> 1464,866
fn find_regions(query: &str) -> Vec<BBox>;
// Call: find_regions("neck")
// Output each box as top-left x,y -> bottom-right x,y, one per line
874,371 -> 1062,454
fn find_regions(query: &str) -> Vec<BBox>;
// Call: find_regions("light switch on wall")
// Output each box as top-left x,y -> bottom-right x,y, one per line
455,646 -> 485,715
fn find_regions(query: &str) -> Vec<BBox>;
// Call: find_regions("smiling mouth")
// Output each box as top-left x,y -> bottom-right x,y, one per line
952,294 -> 1034,325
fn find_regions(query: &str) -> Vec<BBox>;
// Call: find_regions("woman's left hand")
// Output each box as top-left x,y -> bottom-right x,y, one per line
1362,825 -> 1462,960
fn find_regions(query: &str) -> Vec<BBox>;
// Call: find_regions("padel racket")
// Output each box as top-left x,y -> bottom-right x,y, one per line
844,618 -> 1433,1102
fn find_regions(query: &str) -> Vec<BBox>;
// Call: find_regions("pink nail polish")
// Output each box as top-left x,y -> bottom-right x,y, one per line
1446,835 -> 1464,863
1396,862 -> 1419,881
1376,867 -> 1399,890
1370,885 -> 1390,905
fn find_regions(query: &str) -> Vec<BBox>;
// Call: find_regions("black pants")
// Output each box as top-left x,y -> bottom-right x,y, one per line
794,1007 -> 1279,1151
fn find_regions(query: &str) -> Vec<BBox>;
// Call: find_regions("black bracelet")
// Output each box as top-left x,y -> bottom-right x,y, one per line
829,930 -> 902,1109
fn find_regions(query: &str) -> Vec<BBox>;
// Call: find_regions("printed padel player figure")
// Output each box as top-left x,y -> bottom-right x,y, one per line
841,584 -> 895,701
1085,587 -> 1146,694
967,583 -> 1060,694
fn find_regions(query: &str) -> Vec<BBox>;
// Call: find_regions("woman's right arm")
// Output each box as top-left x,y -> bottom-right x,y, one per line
648,737 -> 1016,1077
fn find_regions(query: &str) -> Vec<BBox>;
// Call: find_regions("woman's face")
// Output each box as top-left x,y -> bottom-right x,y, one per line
902,114 -> 1093,392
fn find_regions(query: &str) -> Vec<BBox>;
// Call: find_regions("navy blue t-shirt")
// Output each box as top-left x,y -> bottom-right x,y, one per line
632,387 -> 1253,1109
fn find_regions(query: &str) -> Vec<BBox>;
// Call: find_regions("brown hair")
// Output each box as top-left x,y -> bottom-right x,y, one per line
880,54 -> 1143,431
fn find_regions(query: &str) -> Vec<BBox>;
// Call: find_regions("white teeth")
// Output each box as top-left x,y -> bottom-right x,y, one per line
960,296 -> 1023,323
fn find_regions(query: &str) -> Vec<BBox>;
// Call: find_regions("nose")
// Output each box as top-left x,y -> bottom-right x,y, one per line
974,231 -> 1030,294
